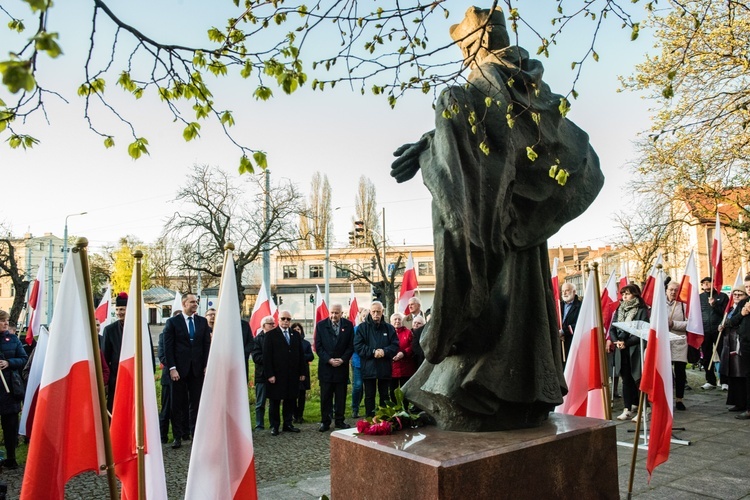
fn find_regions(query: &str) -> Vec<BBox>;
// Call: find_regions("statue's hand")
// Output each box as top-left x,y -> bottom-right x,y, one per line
390,133 -> 431,183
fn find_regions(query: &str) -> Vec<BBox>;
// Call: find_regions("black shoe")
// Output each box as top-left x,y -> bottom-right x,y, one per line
183,435 -> 192,441
612,393 -> 621,399
283,425 -> 301,433
729,406 -> 746,412
675,402 -> 686,411
171,439 -> 182,449
271,428 -> 280,436
335,421 -> 351,429
161,437 -> 168,444
351,412 -> 360,419
735,411 -> 750,420
254,425 -> 265,430
318,423 -> 331,432
294,417 -> 304,424
2,460 -> 18,470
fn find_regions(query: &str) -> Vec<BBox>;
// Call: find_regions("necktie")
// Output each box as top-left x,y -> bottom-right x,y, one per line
284,329 -> 290,344
332,323 -> 339,336
188,316 -> 195,341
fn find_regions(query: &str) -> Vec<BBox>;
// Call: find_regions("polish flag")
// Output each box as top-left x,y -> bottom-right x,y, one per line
94,284 -> 112,334
551,258 -> 562,330
185,252 -> 257,500
555,273 -> 605,419
26,258 -> 46,346
171,291 -> 183,316
312,285 -> 329,352
19,325 -> 49,437
641,253 -> 663,308
600,272 -> 619,335
21,252 -> 107,499
676,250 -> 705,349
711,211 -> 723,293
110,269 -> 168,500
618,261 -> 629,299
349,284 -> 360,326
249,279 -> 278,336
640,267 -> 674,479
397,252 -> 419,314
726,268 -> 744,313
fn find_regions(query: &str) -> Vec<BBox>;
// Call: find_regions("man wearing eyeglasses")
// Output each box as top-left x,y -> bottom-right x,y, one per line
315,303 -> 355,432
264,311 -> 306,435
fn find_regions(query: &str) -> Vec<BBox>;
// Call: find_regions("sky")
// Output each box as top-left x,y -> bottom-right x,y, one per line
1,1 -> 656,256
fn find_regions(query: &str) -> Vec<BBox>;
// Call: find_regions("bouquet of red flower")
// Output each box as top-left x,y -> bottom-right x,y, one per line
354,388 -> 426,436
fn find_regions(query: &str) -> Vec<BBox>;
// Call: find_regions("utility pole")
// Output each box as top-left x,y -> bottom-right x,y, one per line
196,240 -> 202,315
47,240 -> 53,323
263,169 -> 271,298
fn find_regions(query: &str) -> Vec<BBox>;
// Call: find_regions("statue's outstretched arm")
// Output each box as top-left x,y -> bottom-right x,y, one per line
390,131 -> 434,183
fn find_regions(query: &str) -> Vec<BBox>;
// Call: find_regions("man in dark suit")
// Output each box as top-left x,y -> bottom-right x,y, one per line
103,292 -> 129,413
315,303 -> 354,431
252,316 -> 275,429
163,293 -> 211,449
263,310 -> 306,436
560,283 -> 582,362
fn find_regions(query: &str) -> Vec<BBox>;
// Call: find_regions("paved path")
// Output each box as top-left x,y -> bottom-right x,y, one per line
2,368 -> 749,498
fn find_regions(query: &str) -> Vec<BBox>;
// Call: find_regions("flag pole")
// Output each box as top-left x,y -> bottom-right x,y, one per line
220,242 -> 235,308
133,250 -> 147,500
75,238 -> 118,500
591,262 -> 612,420
627,390 -> 647,499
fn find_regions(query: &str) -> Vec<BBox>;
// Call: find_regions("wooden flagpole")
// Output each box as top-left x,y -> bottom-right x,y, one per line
133,250 -> 147,499
591,263 -> 612,420
76,238 -> 118,500
627,390 -> 647,499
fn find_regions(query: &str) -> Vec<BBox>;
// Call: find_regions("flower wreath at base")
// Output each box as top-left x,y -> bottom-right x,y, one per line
355,387 -> 434,436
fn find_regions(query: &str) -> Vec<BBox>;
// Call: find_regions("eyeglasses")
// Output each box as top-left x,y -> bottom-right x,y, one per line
280,317 -> 291,321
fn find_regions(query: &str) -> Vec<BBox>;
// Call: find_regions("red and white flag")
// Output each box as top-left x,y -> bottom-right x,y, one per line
397,252 -> 419,314
312,285 -> 329,352
186,252 -> 257,500
618,261 -> 629,299
26,257 -> 46,346
640,267 -> 674,479
676,250 -> 705,349
171,291 -> 183,316
726,268 -> 745,314
21,252 -> 107,499
248,278 -> 278,336
711,211 -> 723,293
601,272 -> 619,335
19,325 -> 49,438
641,253 -> 663,308
349,284 -> 360,326
94,284 -> 112,335
551,258 -> 562,330
555,273 -> 605,419
110,270 -> 167,500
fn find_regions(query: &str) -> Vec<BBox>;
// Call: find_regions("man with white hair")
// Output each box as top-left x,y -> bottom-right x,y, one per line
315,303 -> 354,431
403,296 -> 425,329
560,283 -> 581,362
251,315 -> 275,430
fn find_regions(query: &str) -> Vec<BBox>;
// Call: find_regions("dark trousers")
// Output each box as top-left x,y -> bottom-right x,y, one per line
1,412 -> 18,463
171,371 -> 203,439
389,376 -> 411,404
620,352 -> 640,411
363,378 -> 390,417
320,381 -> 347,425
159,381 -> 172,441
255,382 -> 267,428
268,398 -> 295,430
673,361 -> 687,399
294,389 -> 307,421
702,331 -> 726,385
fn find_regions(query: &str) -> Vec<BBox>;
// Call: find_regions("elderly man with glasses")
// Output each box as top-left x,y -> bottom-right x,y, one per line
252,315 -> 275,430
264,311 -> 306,435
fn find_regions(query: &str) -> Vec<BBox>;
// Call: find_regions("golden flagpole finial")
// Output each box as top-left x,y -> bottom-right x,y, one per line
224,242 -> 235,251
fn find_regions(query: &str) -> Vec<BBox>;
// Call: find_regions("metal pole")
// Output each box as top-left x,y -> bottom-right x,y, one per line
133,250 -> 146,499
47,240 -> 53,323
196,240 -> 202,315
75,238 -> 119,500
63,212 -> 87,267
591,262 -> 612,420
263,169 -> 271,298
24,245 -> 31,329
382,207 -> 387,315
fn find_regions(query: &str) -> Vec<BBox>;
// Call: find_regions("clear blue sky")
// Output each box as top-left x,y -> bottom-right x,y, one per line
1,1 -> 655,254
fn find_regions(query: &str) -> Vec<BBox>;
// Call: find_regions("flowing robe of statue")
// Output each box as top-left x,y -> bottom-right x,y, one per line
392,8 -> 604,431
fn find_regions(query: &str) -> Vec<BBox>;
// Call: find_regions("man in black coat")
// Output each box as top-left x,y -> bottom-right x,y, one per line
560,283 -> 582,362
263,310 -> 306,436
251,316 -> 274,429
725,276 -> 750,419
354,301 -> 399,417
103,292 -> 129,413
700,277 -> 730,389
315,303 -> 354,431
163,293 -> 211,448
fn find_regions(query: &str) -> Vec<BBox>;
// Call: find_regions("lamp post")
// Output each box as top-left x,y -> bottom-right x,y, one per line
63,211 -> 87,266
324,207 -> 341,306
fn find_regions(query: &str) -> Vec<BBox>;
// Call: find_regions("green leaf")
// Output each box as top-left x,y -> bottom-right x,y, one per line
549,164 -> 558,178
220,111 -> 235,127
8,19 -> 25,33
0,60 -> 35,93
7,134 -> 38,150
506,114 -> 515,129
555,169 -> 569,186
531,112 -> 541,126
479,141 -> 490,156
22,0 -> 51,12
127,138 -> 149,160
33,31 -> 62,58
253,86 -> 273,101
238,155 -> 254,174
484,96 -> 492,107
253,151 -> 268,169
558,97 -> 570,118
526,146 -> 538,162
182,122 -> 201,141
592,51 -> 599,62
104,136 -> 115,149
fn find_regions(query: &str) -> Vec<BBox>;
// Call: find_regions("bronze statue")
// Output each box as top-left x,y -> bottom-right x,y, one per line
391,6 -> 604,431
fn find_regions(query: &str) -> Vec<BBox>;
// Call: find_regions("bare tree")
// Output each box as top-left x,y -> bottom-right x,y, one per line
354,175 -> 379,242
164,164 -> 304,306
148,236 -> 177,288
0,228 -> 29,324
300,172 -> 332,250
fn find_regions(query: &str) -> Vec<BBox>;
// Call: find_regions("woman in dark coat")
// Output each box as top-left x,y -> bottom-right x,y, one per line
0,310 -> 29,469
291,322 -> 314,423
608,284 -> 650,421
724,283 -> 750,420
720,287 -> 749,412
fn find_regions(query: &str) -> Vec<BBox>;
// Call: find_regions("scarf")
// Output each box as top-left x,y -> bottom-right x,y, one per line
616,298 -> 640,323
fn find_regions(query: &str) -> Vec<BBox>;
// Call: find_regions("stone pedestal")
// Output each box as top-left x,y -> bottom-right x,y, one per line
330,413 -> 618,500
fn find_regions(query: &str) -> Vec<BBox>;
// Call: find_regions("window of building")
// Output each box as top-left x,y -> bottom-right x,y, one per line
418,261 -> 434,276
309,264 -> 324,279
59,262 -> 64,273
38,242 -> 44,251
362,262 -> 372,278
336,264 -> 351,279
283,265 -> 298,279
10,287 -> 14,297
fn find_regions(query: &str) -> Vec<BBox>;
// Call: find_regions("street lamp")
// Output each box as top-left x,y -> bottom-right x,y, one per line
63,212 -> 87,266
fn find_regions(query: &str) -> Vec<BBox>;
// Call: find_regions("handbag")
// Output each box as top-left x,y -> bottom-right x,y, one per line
8,370 -> 25,402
